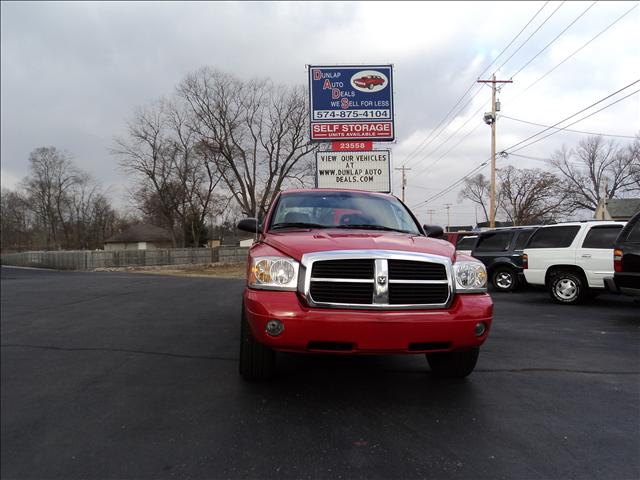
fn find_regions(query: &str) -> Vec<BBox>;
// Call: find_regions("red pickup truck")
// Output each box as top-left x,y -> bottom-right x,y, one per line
237,189 -> 493,380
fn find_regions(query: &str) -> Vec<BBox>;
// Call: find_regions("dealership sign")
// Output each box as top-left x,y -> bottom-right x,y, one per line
316,150 -> 391,192
309,65 -> 394,141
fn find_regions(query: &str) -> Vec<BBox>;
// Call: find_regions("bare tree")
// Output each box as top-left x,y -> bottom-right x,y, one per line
7,146 -> 121,251
549,136 -> 640,212
457,173 -> 494,223
178,67 -> 316,219
114,98 -> 225,247
1,188 -> 33,251
22,147 -> 80,249
497,166 -> 566,225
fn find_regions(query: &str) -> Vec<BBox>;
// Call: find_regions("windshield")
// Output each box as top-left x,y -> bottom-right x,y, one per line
269,191 -> 421,234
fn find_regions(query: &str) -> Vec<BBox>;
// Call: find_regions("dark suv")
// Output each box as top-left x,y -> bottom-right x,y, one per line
471,227 -> 538,292
605,211 -> 640,297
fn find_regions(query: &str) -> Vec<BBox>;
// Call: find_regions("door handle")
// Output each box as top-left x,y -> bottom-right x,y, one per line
581,254 -> 592,258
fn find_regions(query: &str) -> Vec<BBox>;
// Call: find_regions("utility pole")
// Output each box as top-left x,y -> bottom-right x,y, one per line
443,204 -> 453,232
478,74 -> 512,228
395,166 -> 412,202
426,209 -> 436,225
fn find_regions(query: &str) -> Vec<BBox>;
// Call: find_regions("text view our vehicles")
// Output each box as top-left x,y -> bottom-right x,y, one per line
237,189 -> 493,380
523,221 -> 625,304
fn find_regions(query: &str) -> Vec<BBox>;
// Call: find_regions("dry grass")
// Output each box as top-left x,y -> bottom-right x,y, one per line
96,263 -> 247,279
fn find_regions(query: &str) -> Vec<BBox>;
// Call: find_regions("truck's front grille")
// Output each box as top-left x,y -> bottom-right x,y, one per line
309,281 -> 374,304
388,283 -> 449,304
311,259 -> 374,279
388,259 -> 446,280
305,252 -> 451,309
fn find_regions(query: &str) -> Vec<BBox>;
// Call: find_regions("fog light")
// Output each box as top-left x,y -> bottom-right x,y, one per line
265,319 -> 284,337
474,322 -> 486,337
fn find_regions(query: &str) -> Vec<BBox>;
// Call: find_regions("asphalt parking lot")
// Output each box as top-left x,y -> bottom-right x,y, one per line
1,266 -> 638,480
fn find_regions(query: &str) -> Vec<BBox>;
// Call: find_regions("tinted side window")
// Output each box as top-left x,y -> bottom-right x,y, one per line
514,230 -> 535,250
628,221 -> 640,242
475,232 -> 513,252
582,226 -> 622,249
456,236 -> 477,250
528,226 -> 580,248
618,214 -> 640,243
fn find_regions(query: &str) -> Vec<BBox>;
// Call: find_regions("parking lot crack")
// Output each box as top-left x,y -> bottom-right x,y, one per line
0,343 -> 238,362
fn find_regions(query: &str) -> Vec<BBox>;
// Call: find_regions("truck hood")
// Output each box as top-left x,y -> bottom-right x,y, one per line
263,229 -> 455,262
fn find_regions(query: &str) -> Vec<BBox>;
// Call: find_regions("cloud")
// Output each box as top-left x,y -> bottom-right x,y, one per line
1,0 -> 638,224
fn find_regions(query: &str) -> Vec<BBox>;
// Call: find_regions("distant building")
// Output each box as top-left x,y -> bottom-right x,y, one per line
207,226 -> 255,248
104,223 -> 173,251
594,198 -> 640,221
475,220 -> 514,229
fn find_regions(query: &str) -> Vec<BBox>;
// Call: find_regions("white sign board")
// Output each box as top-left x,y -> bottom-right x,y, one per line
316,150 -> 391,192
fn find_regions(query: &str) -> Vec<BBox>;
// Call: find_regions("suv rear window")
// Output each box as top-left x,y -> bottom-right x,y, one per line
527,226 -> 580,248
474,232 -> 513,252
514,230 -> 535,250
582,225 -> 623,249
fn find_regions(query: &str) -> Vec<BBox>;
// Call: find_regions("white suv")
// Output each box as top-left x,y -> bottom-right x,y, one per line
523,221 -> 626,304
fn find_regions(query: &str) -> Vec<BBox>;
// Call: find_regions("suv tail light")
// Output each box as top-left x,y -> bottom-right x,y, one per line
614,249 -> 623,272
522,253 -> 528,269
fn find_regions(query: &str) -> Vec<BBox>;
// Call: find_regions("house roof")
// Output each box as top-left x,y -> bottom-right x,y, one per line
105,223 -> 173,243
605,198 -> 640,219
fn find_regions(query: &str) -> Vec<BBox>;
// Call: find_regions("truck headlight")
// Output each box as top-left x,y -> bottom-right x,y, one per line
249,256 -> 299,291
453,261 -> 487,293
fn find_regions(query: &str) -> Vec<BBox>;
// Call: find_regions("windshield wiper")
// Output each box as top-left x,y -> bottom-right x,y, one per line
336,224 -> 411,233
271,222 -> 328,230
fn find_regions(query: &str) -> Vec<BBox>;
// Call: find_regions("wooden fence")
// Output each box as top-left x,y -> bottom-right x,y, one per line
0,246 -> 249,271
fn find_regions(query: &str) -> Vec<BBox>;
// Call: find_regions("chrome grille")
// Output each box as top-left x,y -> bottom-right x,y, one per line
303,250 -> 452,310
388,259 -> 446,281
311,259 -> 374,279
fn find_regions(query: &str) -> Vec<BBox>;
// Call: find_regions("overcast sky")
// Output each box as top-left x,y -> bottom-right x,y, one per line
2,1 -> 639,226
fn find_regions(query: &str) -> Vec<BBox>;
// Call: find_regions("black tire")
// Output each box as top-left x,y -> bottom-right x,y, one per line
368,84 -> 374,90
548,270 -> 587,305
491,266 -> 518,292
239,309 -> 275,381
426,348 -> 479,378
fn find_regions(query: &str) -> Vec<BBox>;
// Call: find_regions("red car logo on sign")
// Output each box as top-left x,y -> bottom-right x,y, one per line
351,70 -> 388,92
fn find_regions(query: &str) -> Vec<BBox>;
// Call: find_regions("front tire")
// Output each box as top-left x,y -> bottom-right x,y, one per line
492,266 -> 517,292
239,308 -> 275,381
427,348 -> 479,378
548,270 -> 587,305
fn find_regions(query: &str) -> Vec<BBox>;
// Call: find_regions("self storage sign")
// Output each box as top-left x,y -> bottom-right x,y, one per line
316,150 -> 391,192
309,65 -> 394,141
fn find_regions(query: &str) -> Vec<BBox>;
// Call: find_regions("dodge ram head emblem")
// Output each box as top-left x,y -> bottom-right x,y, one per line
377,275 -> 387,286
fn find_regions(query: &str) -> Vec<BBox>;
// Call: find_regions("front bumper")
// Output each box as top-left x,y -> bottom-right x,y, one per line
244,289 -> 493,354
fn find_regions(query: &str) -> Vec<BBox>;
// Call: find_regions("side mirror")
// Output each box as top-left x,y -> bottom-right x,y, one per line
423,224 -> 444,239
237,218 -> 260,233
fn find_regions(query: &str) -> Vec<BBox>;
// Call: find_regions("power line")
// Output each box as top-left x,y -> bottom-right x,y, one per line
509,1 -> 597,78
410,81 -> 640,210
401,2 -> 552,167
505,88 -> 640,154
411,161 -> 489,209
505,3 -> 639,105
500,114 -> 637,139
504,79 -> 639,152
493,1 -> 566,74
